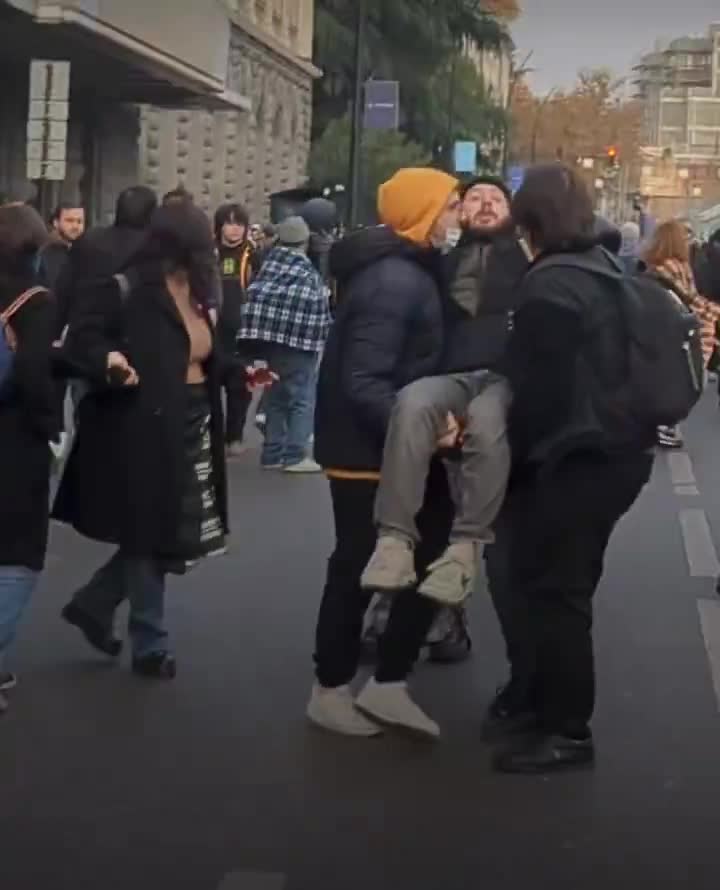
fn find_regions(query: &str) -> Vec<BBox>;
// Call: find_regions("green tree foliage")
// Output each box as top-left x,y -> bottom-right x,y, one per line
311,0 -> 512,182
309,115 -> 430,219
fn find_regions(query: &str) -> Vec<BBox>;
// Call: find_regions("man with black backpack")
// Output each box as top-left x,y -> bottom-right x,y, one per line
483,165 -> 701,776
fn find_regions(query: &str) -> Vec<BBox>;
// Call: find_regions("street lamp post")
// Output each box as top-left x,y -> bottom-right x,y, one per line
347,0 -> 367,228
502,51 -> 533,177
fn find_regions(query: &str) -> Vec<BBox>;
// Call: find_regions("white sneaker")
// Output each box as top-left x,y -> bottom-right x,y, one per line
418,540 -> 479,606
306,684 -> 383,737
284,458 -> 323,474
355,678 -> 440,740
361,535 -> 417,592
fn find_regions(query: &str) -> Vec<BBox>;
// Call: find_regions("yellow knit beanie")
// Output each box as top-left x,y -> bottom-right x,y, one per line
377,168 -> 459,246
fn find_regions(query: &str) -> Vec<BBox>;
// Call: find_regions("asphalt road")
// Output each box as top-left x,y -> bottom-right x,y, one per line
3,395 -> 720,890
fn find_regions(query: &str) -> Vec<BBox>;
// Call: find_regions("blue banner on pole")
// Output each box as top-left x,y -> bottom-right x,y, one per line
454,141 -> 477,174
364,81 -> 400,130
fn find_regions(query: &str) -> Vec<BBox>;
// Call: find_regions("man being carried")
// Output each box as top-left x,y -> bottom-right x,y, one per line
361,176 -> 530,607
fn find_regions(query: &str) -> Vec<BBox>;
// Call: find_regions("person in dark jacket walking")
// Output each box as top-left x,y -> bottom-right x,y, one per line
214,202 -> 257,456
54,203 -> 229,680
484,164 -> 654,774
309,167 -> 461,739
0,204 -> 59,713
54,186 -> 158,340
39,203 -> 85,293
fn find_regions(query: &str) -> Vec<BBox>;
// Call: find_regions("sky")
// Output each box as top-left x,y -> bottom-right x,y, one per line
512,0 -> 720,93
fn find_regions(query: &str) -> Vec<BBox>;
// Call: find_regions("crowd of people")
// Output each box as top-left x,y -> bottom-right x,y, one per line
1,162 -> 718,775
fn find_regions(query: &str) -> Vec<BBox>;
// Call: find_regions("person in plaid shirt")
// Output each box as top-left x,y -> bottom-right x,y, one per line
644,219 -> 720,449
238,216 -> 331,472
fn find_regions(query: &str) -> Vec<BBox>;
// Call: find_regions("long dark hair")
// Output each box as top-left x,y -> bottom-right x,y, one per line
512,164 -> 596,254
0,204 -> 49,302
136,204 -> 217,307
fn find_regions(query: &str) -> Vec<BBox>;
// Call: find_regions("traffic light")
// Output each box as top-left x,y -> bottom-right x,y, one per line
606,146 -> 619,168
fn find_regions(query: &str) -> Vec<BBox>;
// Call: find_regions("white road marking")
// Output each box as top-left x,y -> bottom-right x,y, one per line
667,451 -> 696,487
675,484 -> 700,497
217,873 -> 286,890
679,509 -> 720,577
698,599 -> 720,712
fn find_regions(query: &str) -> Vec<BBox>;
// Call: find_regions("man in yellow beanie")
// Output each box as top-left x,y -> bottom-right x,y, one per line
308,168 -> 460,738
377,168 -> 461,248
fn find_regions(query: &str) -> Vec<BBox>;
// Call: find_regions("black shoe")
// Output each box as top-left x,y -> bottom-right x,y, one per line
657,426 -> 684,449
493,732 -> 595,775
482,682 -> 539,742
132,652 -> 177,679
427,634 -> 472,664
426,610 -> 473,664
61,603 -> 123,657
0,672 -> 17,693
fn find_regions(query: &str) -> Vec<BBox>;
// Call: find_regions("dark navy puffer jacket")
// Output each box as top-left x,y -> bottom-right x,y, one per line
314,226 -> 445,473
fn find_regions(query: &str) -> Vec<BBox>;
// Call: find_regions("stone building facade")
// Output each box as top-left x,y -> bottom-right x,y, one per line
140,1 -> 318,221
0,0 -> 318,223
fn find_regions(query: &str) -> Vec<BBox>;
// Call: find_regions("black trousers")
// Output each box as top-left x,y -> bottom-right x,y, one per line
485,451 -> 654,734
314,460 -> 454,687
224,365 -> 252,445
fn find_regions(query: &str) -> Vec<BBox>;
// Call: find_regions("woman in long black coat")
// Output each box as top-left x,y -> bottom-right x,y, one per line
54,204 -> 229,679
0,204 -> 59,712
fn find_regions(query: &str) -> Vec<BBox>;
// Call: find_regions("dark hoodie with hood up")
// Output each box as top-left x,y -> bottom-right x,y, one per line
314,226 -> 445,474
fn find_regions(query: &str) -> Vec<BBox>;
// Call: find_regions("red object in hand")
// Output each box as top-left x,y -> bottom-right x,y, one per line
245,366 -> 278,389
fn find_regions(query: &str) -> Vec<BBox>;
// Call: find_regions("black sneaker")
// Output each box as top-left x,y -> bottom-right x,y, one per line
0,672 -> 17,693
657,426 -> 684,449
481,680 -> 538,741
132,652 -> 177,680
0,691 -> 7,715
62,603 -> 123,657
493,732 -> 595,775
426,609 -> 472,664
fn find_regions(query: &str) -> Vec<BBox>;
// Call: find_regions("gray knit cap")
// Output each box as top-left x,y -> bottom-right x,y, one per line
277,215 -> 310,247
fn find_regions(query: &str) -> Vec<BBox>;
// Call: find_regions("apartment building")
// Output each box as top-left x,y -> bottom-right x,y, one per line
634,25 -> 720,160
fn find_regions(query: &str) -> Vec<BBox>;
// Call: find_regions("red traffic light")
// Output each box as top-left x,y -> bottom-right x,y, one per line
607,146 -> 618,158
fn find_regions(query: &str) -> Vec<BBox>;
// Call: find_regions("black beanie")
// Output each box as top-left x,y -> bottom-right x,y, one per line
459,175 -> 512,204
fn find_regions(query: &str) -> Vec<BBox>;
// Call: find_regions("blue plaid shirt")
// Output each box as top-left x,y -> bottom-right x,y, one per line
238,247 -> 331,353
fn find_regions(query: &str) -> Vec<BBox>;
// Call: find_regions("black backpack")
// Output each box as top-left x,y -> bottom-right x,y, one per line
529,249 -> 704,437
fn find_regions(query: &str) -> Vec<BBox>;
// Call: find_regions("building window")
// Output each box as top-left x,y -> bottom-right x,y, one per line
661,103 -> 688,128
691,101 -> 720,127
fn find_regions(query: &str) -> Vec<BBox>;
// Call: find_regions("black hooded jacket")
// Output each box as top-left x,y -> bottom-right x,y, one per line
442,229 -> 530,373
314,226 -> 445,473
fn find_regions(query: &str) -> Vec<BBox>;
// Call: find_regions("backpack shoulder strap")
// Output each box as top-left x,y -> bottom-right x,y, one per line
527,248 -> 624,281
0,286 -> 49,325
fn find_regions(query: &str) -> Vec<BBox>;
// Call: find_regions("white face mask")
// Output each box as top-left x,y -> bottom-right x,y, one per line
442,227 -> 462,253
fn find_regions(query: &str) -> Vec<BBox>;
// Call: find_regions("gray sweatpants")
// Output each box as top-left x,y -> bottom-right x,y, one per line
374,372 -> 512,544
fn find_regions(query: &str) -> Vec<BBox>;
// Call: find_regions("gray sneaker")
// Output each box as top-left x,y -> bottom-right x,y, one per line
418,541 -> 479,606
361,535 -> 417,592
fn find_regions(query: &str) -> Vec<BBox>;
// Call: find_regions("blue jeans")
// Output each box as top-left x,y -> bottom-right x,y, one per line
0,567 -> 39,668
72,551 -> 168,658
261,344 -> 318,467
